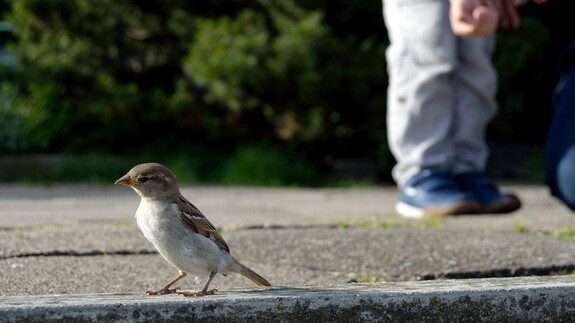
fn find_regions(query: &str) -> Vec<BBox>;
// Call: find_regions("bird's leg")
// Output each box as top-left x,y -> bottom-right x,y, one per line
180,271 -> 218,297
147,272 -> 187,296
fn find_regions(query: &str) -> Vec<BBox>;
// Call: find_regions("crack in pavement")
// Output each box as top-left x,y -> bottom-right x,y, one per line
2,249 -> 574,282
418,265 -> 575,280
0,249 -> 157,260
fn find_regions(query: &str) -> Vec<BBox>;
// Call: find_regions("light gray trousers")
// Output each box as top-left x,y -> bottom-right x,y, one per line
383,0 -> 497,186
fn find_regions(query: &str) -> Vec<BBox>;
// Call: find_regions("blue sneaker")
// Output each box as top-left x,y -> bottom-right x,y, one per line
396,169 -> 482,219
455,172 -> 521,214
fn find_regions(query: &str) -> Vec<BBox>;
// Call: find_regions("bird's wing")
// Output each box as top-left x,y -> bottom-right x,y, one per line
176,196 -> 230,253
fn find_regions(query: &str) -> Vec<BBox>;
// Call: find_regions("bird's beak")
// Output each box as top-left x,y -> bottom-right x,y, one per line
115,174 -> 137,187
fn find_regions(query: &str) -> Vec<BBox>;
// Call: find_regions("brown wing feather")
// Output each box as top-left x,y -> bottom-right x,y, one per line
176,197 -> 230,253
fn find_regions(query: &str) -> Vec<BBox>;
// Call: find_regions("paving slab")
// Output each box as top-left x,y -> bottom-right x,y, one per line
1,183 -> 571,230
0,184 -> 574,320
2,227 -> 575,296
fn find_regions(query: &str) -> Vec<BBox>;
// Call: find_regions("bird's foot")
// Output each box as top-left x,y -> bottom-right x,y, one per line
179,289 -> 218,297
146,287 -> 181,296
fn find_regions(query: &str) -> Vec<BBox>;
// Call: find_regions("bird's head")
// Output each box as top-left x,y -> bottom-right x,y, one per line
115,163 -> 180,200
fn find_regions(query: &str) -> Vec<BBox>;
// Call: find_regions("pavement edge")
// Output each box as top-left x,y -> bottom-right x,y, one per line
1,276 -> 575,322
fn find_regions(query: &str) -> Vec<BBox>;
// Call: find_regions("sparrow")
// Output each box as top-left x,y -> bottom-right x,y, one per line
115,162 -> 271,296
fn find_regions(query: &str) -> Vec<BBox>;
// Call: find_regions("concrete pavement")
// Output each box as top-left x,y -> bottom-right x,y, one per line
0,183 -> 574,321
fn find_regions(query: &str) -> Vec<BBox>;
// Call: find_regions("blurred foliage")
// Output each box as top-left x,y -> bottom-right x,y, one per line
220,145 -> 323,186
0,0 -> 572,184
492,17 -> 550,140
491,1 -> 575,143
0,153 -> 138,182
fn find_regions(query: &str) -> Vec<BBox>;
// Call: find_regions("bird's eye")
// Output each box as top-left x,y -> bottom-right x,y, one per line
138,176 -> 148,183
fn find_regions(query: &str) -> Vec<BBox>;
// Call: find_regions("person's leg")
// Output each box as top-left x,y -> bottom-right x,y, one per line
452,36 -> 497,174
383,0 -> 481,218
384,0 -> 456,186
452,37 -> 521,213
546,41 -> 575,210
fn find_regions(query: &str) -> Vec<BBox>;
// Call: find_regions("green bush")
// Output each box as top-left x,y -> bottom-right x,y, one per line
492,17 -> 551,140
182,1 -> 390,169
220,145 -> 322,186
0,0 -> 571,184
3,0 -> 202,152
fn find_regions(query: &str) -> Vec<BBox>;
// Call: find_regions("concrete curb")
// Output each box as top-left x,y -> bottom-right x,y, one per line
1,276 -> 574,322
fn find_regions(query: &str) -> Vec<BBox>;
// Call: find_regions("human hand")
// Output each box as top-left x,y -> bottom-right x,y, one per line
449,0 -> 520,37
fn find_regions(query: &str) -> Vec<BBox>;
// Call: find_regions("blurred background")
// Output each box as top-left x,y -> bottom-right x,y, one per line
0,0 -> 573,186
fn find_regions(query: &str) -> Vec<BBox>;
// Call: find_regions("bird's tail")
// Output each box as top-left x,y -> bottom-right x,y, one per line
236,262 -> 271,286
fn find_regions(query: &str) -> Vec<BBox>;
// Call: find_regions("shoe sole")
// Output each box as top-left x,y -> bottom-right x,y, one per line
481,197 -> 522,214
396,201 -> 482,220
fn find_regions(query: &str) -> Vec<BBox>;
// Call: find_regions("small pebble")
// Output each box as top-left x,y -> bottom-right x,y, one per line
11,262 -> 24,269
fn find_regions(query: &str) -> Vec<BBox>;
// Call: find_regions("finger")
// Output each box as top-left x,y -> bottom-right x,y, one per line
484,0 -> 510,28
482,0 -> 504,17
513,0 -> 531,6
502,0 -> 521,28
473,7 -> 499,35
491,0 -> 520,29
452,7 -> 498,37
